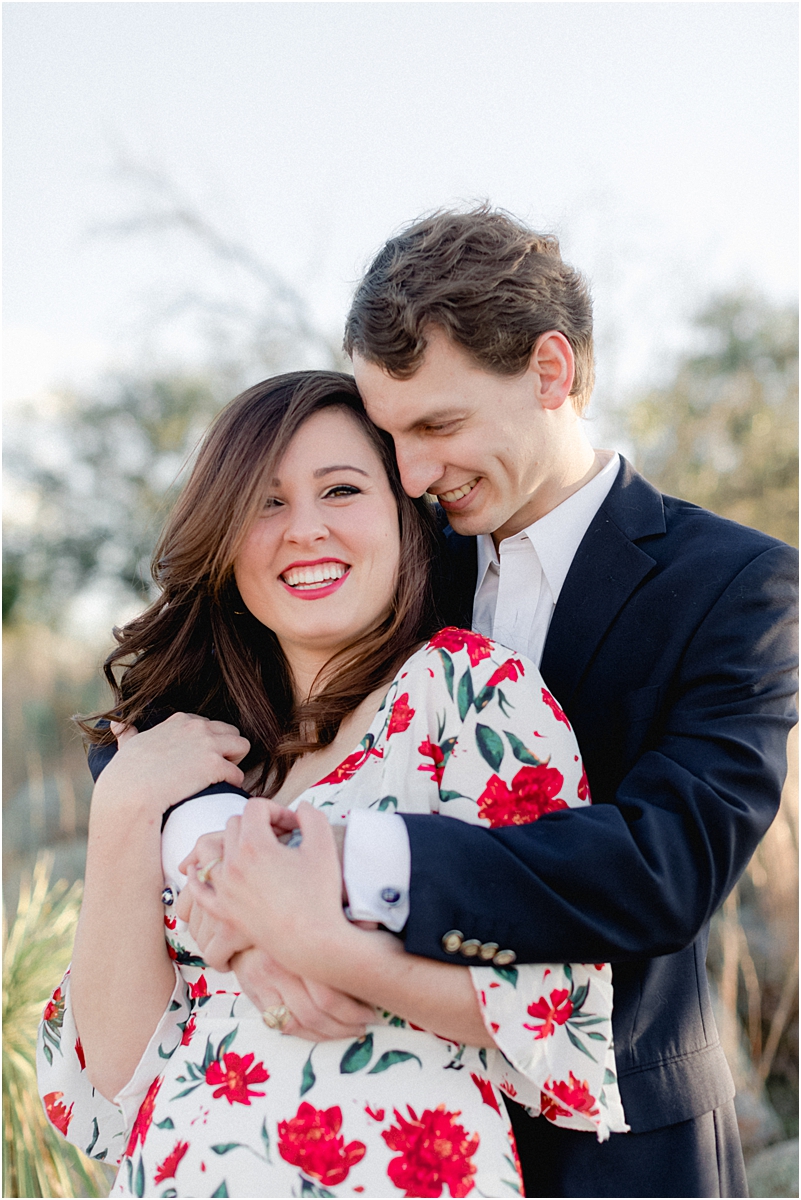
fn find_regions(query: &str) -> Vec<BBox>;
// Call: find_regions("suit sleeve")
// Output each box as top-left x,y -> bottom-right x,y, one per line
401,544 -> 798,964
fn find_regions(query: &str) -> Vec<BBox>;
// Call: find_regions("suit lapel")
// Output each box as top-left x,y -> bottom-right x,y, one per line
441,459 -> 667,703
441,524 -> 478,628
540,460 -> 666,703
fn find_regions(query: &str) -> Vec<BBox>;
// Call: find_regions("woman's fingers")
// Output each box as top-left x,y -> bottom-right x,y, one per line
304,979 -> 376,1028
110,720 -> 138,746
179,831 -> 225,876
230,950 -> 370,1041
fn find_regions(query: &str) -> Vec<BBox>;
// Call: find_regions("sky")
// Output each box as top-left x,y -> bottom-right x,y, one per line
3,2 -> 798,413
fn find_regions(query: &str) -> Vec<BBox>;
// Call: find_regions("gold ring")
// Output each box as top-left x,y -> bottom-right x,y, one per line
196,856 -> 222,885
262,1004 -> 292,1031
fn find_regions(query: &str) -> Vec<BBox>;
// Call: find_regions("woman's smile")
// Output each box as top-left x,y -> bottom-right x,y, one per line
279,558 -> 351,597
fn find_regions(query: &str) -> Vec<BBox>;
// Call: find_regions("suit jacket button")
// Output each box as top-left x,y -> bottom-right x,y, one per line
441,930 -> 464,954
478,942 -> 499,961
460,939 -> 482,957
493,949 -> 517,966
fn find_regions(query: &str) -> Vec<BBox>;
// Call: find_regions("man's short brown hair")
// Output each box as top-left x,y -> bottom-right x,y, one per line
344,206 -> 595,413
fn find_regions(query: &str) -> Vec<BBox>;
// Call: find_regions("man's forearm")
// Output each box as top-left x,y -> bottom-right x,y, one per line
304,924 -> 493,1047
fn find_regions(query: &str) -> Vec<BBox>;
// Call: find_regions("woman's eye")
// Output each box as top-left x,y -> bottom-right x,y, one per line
324,485 -> 361,498
261,497 -> 284,512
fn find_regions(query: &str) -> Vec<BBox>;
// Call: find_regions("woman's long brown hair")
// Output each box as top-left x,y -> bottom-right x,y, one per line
77,371 -> 442,794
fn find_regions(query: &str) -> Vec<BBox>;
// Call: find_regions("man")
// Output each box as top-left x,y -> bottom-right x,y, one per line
328,208 -> 796,1197
187,208 -> 796,1197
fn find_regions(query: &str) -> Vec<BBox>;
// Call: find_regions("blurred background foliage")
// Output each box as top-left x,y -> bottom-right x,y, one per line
2,206 -> 797,1195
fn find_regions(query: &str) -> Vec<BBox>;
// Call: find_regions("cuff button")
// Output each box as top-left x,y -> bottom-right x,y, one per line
380,888 -> 402,905
459,939 -> 482,957
493,949 -> 517,967
441,930 -> 464,954
478,942 -> 499,961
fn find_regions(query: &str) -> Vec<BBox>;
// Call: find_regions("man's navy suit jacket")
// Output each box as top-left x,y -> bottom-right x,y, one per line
403,458 -> 798,1133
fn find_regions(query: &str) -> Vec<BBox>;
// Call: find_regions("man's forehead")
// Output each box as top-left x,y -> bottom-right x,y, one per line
363,390 -> 465,435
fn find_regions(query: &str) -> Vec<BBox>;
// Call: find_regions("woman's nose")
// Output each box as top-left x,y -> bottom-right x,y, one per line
282,502 -> 328,545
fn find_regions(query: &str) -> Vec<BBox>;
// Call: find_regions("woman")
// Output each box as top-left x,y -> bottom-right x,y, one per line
38,371 -> 626,1198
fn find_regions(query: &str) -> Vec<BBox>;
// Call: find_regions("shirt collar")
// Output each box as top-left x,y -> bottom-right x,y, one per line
475,451 -> 620,600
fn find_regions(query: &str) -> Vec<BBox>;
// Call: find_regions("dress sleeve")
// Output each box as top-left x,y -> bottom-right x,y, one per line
37,963 -> 191,1164
418,629 -> 628,1140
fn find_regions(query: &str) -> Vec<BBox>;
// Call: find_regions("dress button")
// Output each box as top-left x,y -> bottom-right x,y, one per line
493,949 -> 517,967
478,942 -> 499,961
459,939 -> 482,958
380,888 -> 402,905
161,887 -> 175,907
441,930 -> 464,954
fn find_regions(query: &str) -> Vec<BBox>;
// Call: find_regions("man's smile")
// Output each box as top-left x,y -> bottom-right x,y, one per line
435,477 -> 481,505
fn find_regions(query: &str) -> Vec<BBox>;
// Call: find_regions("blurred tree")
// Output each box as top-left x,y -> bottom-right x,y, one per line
4,373 -> 226,625
4,161 -> 346,629
622,291 -> 798,546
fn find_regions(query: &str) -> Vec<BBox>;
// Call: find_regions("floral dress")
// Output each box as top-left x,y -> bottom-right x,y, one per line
38,629 -> 628,1198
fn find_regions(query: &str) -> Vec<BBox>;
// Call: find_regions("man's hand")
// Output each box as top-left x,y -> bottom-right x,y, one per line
189,799 -> 352,976
230,947 -> 374,1041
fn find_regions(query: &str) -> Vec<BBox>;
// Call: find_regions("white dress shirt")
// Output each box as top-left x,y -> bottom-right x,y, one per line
344,452 -> 621,930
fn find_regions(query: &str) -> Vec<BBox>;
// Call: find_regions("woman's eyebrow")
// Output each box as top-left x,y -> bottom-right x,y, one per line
312,465 -> 370,478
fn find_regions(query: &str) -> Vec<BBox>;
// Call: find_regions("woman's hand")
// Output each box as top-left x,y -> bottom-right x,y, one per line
191,799 -> 355,976
230,947 -> 374,1041
176,854 -> 251,972
93,712 -> 251,818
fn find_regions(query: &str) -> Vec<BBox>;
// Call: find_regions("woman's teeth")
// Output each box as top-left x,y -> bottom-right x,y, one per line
282,563 -> 348,589
438,478 -> 479,503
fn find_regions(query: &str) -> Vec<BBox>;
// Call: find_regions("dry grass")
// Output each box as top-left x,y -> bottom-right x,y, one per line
2,853 -> 114,1197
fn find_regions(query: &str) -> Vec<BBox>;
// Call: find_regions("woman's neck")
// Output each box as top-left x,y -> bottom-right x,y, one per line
280,644 -> 335,704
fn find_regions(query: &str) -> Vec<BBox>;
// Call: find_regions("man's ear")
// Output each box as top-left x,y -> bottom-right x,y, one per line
529,331 -> 575,410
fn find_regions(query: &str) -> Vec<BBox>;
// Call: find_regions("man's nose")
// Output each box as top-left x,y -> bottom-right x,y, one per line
394,441 -> 443,499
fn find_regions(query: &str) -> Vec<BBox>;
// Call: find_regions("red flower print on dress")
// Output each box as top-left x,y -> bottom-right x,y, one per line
541,1073 -> 599,1123
541,688 -> 571,730
577,765 -> 591,802
485,658 -> 526,689
417,738 -> 446,785
189,974 -> 209,999
75,1038 -> 86,1069
42,987 -> 63,1024
154,1140 -> 190,1183
205,1051 -> 269,1105
125,1076 -> 162,1156
366,1105 -> 385,1122
523,989 -> 574,1039
181,1014 -> 197,1046
477,765 -> 567,827
429,627 -> 493,667
387,693 -> 416,738
508,1134 -> 524,1188
317,736 -> 383,785
470,1073 -> 501,1114
382,1103 -> 479,1197
278,1102 -> 366,1187
43,1091 -> 73,1137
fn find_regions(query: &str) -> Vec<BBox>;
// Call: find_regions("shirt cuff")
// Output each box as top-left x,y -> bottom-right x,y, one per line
343,810 -> 411,933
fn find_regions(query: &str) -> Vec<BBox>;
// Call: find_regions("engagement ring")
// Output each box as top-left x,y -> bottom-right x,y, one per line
262,1004 -> 292,1031
197,856 -> 222,885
